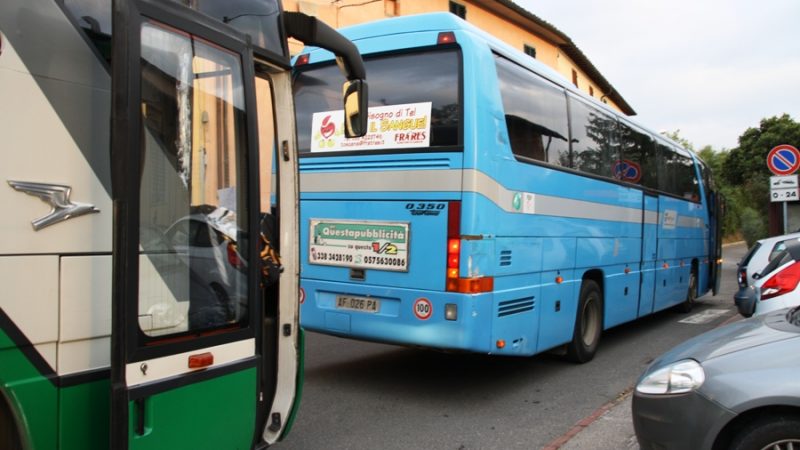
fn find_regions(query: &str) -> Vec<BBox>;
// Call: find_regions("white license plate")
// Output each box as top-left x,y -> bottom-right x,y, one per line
336,295 -> 380,313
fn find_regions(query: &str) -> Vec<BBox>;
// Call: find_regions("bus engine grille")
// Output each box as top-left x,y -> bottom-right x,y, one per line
498,297 -> 535,317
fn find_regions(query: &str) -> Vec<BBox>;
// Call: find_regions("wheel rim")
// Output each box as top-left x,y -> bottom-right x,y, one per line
759,438 -> 800,450
581,294 -> 600,347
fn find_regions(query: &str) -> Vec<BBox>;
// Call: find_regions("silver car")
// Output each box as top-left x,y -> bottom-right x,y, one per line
632,307 -> 800,449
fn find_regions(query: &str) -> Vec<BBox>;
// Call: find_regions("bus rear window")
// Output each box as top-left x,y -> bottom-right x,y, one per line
294,48 -> 461,154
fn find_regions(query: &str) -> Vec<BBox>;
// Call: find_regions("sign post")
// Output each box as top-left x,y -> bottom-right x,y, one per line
767,144 -> 800,233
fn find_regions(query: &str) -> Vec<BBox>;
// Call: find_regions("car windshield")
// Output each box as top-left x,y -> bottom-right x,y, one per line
739,242 -> 761,267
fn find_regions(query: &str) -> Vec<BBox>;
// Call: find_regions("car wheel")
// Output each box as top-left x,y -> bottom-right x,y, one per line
566,280 -> 603,363
676,269 -> 697,313
729,415 -> 800,450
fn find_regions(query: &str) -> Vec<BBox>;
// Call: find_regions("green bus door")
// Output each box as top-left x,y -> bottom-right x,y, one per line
110,1 -> 268,448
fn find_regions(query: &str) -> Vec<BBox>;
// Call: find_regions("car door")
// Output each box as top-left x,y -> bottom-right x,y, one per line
109,1 -> 267,448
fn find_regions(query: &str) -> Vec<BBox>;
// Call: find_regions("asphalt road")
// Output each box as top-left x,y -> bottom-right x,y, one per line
280,243 -> 747,450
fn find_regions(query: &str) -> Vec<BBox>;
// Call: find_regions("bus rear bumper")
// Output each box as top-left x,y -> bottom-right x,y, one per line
300,278 -> 499,353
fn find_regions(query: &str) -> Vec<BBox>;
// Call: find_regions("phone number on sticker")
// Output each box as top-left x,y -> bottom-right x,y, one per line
363,255 -> 406,267
312,252 -> 353,263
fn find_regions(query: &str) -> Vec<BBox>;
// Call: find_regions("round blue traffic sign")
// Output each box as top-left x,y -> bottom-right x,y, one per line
612,159 -> 642,183
767,144 -> 800,176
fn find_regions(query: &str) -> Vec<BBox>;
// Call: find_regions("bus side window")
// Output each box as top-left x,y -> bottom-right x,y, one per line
618,121 -> 658,189
494,55 -> 570,166
569,96 -> 618,178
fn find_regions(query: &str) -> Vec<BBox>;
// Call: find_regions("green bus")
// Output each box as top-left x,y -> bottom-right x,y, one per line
0,0 -> 365,448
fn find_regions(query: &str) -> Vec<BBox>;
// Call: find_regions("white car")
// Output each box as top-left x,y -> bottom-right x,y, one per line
735,238 -> 800,317
736,232 -> 800,288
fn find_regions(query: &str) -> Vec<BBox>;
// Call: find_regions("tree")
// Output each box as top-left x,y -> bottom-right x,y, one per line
723,114 -> 800,213
721,114 -> 800,240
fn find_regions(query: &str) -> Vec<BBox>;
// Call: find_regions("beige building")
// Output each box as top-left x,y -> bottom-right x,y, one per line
284,0 -> 635,116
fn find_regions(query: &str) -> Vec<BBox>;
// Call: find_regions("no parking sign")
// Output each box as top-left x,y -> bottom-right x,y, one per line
767,144 -> 800,176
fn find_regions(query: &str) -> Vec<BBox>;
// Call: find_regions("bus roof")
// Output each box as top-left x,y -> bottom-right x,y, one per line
297,12 -> 696,158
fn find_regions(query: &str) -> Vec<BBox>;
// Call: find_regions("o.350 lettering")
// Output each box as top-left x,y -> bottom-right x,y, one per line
405,203 -> 445,210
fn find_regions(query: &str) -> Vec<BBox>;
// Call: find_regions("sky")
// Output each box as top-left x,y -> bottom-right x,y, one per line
517,0 -> 800,151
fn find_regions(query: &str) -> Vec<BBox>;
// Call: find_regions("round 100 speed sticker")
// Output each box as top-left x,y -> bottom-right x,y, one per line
413,298 -> 432,320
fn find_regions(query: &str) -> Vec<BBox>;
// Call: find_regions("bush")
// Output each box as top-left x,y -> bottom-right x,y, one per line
740,207 -> 767,247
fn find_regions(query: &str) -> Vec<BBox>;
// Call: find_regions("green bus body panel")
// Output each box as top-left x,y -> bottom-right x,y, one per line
0,328 -> 58,450
129,366 -> 257,450
60,379 -> 110,450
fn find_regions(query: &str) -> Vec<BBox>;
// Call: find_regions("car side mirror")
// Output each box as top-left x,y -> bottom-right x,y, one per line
343,79 -> 368,138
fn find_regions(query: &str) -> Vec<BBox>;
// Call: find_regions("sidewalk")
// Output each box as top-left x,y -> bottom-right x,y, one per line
556,392 -> 639,450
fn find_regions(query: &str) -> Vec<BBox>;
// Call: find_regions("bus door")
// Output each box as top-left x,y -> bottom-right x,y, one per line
708,191 -> 724,294
638,193 -> 659,317
110,1 -> 273,448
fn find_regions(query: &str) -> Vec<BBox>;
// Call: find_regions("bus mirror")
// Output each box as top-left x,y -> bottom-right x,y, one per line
343,79 -> 368,138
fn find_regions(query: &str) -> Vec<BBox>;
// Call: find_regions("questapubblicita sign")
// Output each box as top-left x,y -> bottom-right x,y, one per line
308,219 -> 410,271
310,102 -> 432,152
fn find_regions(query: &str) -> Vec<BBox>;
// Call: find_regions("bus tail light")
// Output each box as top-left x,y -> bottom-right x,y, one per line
761,262 -> 800,300
445,201 -> 493,293
437,31 -> 456,45
295,53 -> 310,66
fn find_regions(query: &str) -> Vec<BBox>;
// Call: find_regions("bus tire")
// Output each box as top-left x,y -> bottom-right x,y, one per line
676,269 -> 697,313
0,394 -> 23,450
566,279 -> 603,363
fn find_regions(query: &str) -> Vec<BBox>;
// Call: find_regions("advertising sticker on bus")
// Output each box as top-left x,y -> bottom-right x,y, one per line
309,219 -> 410,271
310,102 -> 432,152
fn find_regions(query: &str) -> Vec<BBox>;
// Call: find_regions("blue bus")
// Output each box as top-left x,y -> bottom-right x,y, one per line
292,13 -> 722,361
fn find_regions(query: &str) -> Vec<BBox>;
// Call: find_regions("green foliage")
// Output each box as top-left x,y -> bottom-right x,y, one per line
740,207 -> 768,247
662,129 -> 694,151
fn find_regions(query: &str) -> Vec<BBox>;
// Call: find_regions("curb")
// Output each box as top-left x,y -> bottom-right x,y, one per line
722,241 -> 745,248
542,386 -> 634,450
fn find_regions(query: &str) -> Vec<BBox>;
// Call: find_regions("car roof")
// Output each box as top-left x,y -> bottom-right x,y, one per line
756,231 -> 800,247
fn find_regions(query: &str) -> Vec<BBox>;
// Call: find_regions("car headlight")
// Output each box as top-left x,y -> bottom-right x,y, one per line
636,359 -> 705,395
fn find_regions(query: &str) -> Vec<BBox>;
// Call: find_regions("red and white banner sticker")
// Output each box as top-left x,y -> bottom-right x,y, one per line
413,298 -> 432,320
310,102 -> 432,152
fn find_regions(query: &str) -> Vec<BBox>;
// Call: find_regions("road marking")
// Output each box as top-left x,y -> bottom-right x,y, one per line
678,308 -> 729,324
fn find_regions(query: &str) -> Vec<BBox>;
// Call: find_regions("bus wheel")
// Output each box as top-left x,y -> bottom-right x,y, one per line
677,269 -> 697,313
0,395 -> 23,450
566,280 -> 603,363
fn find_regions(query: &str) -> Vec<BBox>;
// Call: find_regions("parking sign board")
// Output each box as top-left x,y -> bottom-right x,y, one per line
771,175 -> 799,202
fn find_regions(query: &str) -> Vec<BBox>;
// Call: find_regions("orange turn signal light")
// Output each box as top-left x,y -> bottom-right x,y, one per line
447,276 -> 494,293
188,352 -> 214,369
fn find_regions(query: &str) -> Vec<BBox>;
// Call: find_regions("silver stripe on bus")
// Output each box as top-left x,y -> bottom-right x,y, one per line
301,169 -> 702,227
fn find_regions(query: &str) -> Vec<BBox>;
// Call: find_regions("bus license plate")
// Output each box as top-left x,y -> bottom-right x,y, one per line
336,295 -> 380,313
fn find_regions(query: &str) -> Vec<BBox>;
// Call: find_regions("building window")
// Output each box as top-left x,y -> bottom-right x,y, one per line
449,1 -> 466,19
523,44 -> 537,59
571,69 -> 578,88
589,86 -> 594,97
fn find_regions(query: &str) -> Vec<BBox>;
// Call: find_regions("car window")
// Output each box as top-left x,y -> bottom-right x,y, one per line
759,249 -> 793,278
739,242 -> 762,266
768,241 -> 788,262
